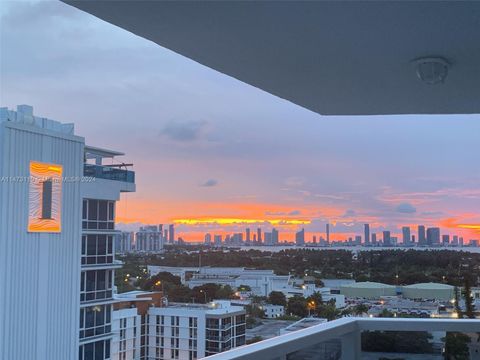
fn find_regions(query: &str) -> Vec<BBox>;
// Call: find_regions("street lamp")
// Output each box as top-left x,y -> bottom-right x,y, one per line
154,280 -> 164,294
307,300 -> 315,317
200,290 -> 207,303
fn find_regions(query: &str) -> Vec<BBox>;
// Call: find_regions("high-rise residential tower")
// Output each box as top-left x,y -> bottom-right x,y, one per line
383,231 -> 391,246
272,228 -> 279,245
426,227 -> 440,246
135,225 -> 164,252
402,226 -> 411,246
204,233 -> 212,246
169,224 -> 175,244
80,144 -> 135,359
418,225 -> 426,246
295,228 -> 305,246
0,105 -> 84,359
364,224 -> 370,245
0,105 -> 136,360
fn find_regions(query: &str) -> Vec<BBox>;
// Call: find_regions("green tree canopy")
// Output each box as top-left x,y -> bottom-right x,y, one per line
268,291 -> 287,307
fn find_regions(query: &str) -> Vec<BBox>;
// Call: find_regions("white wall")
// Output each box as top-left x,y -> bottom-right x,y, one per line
0,119 -> 84,359
112,308 -> 141,360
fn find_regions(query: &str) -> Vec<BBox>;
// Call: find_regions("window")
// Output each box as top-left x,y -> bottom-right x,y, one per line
81,235 -> 114,265
221,317 -> 232,329
80,270 -> 113,302
79,340 -> 110,360
206,318 -> 219,329
79,305 -> 111,339
82,199 -> 115,230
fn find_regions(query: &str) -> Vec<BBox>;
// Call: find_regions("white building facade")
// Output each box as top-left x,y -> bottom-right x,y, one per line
0,105 -> 84,360
261,304 -> 285,319
111,294 -> 246,360
79,145 -> 136,360
135,225 -> 164,252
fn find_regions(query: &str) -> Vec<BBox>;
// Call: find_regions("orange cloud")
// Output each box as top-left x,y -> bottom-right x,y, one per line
174,218 -> 310,226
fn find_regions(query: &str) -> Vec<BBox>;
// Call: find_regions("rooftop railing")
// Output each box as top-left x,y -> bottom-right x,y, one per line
84,163 -> 135,183
205,317 -> 480,360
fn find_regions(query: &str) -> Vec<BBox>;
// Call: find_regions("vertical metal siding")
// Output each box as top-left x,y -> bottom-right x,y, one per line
0,123 -> 84,360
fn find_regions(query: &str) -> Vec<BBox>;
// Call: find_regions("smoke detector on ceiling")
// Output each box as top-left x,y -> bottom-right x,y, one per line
413,57 -> 450,85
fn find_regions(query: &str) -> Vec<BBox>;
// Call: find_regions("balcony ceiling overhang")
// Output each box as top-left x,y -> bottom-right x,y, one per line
63,0 -> 480,115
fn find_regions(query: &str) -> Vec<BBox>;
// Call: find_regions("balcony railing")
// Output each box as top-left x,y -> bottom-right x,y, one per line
205,317 -> 479,360
84,164 -> 135,183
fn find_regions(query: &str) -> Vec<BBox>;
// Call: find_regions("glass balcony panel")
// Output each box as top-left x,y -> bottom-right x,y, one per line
84,164 -> 135,183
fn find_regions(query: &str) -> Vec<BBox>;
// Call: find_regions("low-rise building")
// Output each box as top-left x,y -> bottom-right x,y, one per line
261,304 -> 285,319
401,283 -> 454,301
340,282 -> 397,299
367,298 -> 440,318
111,292 -> 246,360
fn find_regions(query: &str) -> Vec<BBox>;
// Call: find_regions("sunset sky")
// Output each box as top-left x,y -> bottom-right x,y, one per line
1,1 -> 479,242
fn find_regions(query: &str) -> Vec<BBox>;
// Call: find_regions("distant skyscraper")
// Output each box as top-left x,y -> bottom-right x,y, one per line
204,233 -> 212,245
264,232 -> 272,245
257,228 -> 262,244
326,223 -> 330,244
246,228 -> 251,244
164,229 -> 168,243
459,237 -> 464,247
354,235 -> 361,245
252,234 -> 257,242
312,235 -> 317,244
295,228 -> 305,246
452,235 -> 459,245
383,231 -> 391,246
442,234 -> 450,245
371,233 -> 377,245
116,231 -> 134,253
232,233 -> 243,245
364,224 -> 370,245
169,224 -> 175,244
402,226 -> 411,245
272,228 -> 279,245
136,225 -> 164,252
418,225 -> 426,246
214,234 -> 222,246
426,227 -> 440,246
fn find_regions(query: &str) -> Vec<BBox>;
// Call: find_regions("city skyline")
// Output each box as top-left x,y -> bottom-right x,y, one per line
2,1 -> 480,242
119,222 -> 477,246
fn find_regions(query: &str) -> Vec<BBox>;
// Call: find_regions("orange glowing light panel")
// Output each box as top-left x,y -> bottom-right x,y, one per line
28,161 -> 62,233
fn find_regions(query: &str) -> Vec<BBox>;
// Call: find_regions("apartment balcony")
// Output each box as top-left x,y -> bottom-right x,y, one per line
84,163 -> 135,184
83,145 -> 136,194
206,317 -> 479,360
